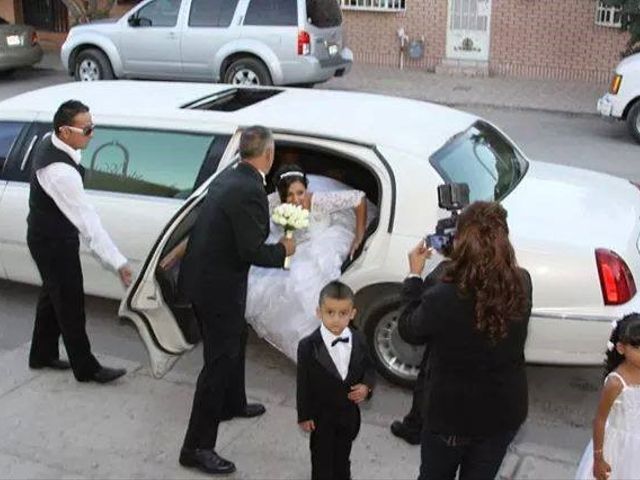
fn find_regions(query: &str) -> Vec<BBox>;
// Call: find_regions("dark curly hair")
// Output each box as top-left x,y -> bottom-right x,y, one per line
273,164 -> 308,203
605,313 -> 640,376
444,201 -> 529,344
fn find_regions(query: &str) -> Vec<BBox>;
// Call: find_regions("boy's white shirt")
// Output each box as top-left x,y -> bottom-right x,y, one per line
320,324 -> 352,381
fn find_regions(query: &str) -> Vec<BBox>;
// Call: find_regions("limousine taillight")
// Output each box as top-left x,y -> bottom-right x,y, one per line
596,248 -> 637,305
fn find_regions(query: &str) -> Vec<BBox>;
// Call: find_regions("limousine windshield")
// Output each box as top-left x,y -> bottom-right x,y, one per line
429,121 -> 528,202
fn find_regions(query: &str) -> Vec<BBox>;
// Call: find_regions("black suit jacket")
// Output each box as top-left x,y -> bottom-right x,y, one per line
180,162 -> 285,349
296,327 -> 376,432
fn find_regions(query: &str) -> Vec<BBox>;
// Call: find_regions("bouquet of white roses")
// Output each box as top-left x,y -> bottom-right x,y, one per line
272,203 -> 310,269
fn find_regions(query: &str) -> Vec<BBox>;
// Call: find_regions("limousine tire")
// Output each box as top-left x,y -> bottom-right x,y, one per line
223,57 -> 272,86
75,49 -> 114,82
626,101 -> 640,144
363,294 -> 424,388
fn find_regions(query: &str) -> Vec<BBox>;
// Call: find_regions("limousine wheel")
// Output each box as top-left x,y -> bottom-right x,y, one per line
74,49 -> 114,82
223,57 -> 272,86
364,294 -> 424,388
627,101 -> 640,144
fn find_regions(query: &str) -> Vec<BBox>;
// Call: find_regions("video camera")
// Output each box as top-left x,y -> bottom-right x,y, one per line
425,183 -> 470,253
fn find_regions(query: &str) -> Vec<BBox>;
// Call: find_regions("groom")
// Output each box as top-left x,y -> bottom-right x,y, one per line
178,126 -> 295,474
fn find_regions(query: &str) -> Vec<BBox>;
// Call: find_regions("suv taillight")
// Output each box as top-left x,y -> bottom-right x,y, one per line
596,249 -> 637,305
298,31 -> 310,56
31,31 -> 38,46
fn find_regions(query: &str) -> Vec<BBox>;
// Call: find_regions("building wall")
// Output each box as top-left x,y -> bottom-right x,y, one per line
490,0 -> 628,83
0,0 -> 17,23
342,0 -> 629,82
342,2 -> 447,71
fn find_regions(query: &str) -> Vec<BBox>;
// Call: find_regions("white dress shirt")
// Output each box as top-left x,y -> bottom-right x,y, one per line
320,324 -> 352,380
35,133 -> 128,271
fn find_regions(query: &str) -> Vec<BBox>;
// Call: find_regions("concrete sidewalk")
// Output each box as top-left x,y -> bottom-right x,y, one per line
0,340 -> 584,480
34,50 -> 606,116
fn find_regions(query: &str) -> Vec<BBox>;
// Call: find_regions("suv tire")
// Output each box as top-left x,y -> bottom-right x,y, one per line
223,57 -> 272,86
626,101 -> 640,144
363,293 -> 424,388
74,49 -> 114,82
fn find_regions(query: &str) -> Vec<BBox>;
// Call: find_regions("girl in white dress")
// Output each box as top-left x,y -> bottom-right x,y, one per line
245,164 -> 369,361
575,313 -> 640,480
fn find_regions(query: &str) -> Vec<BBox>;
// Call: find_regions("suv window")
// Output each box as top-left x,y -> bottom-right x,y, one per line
306,0 -> 342,28
189,0 -> 239,27
244,0 -> 297,27
430,121 -> 528,202
0,121 -> 26,174
81,127 -> 215,199
135,0 -> 180,27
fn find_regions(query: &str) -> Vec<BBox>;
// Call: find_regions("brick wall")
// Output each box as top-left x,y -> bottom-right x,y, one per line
0,0 -> 16,23
342,2 -> 448,70
343,0 -> 630,82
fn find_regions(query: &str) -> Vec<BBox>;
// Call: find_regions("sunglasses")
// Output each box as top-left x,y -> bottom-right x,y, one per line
65,124 -> 95,136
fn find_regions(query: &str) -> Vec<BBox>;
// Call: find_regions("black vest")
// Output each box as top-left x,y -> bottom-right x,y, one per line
27,135 -> 86,239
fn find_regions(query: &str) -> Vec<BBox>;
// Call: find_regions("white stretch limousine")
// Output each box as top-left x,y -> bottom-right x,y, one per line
0,82 -> 638,385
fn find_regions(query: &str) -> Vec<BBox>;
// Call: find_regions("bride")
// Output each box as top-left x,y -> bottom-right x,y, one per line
245,164 -> 370,361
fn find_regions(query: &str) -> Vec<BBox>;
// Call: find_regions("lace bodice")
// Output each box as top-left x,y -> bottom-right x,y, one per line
606,372 -> 640,435
267,190 -> 364,242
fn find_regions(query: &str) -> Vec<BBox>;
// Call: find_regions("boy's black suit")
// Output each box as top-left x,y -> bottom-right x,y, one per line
297,327 -> 376,480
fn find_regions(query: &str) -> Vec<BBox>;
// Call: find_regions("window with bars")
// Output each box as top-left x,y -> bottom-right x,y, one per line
595,1 -> 622,28
340,0 -> 405,12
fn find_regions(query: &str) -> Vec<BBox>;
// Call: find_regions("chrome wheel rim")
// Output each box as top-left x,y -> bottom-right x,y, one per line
374,309 -> 424,383
636,114 -> 640,134
231,68 -> 259,85
78,59 -> 100,81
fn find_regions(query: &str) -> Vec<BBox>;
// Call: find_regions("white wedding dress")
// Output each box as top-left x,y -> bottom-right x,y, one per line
246,175 -> 374,362
575,371 -> 640,480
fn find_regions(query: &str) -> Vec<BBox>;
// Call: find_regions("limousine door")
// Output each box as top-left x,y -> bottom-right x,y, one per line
118,131 -> 241,378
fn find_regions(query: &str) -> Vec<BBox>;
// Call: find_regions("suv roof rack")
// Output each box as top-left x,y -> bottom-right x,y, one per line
182,88 -> 283,112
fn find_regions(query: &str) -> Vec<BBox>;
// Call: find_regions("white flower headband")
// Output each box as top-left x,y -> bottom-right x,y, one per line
607,319 -> 618,351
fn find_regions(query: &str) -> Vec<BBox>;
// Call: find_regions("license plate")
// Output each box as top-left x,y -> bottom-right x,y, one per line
6,35 -> 20,47
328,44 -> 339,56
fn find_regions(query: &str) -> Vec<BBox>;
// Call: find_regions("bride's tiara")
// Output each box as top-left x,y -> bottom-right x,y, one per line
278,171 -> 305,181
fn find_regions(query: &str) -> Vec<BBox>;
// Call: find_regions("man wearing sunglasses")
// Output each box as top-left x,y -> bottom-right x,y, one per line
26,100 -> 133,384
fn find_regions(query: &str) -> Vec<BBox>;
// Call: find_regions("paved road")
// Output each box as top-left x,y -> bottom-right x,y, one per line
0,64 -> 637,478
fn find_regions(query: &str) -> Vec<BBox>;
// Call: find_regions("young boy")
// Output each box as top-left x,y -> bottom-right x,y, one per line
297,281 -> 376,480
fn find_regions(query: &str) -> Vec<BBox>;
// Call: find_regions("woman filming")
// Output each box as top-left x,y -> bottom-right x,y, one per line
398,201 -> 532,480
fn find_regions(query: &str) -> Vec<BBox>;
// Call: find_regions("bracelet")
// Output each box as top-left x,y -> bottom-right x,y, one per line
594,448 -> 604,457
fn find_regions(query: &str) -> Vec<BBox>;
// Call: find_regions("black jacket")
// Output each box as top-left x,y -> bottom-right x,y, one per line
398,268 -> 532,436
296,327 -> 376,427
179,162 -> 285,349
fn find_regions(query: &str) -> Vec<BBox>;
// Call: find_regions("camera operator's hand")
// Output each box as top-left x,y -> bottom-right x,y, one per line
408,240 -> 433,275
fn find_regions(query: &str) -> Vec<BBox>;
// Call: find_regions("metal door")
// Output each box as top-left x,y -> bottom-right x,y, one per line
446,0 -> 492,61
22,0 -> 68,32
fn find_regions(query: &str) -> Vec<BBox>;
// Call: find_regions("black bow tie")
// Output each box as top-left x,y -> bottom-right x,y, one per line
331,336 -> 349,347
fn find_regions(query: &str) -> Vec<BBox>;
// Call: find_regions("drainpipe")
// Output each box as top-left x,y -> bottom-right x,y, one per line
397,27 -> 409,70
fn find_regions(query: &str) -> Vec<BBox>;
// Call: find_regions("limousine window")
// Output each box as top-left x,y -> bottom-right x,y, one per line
82,127 -> 215,199
429,121 -> 528,202
0,121 -> 25,174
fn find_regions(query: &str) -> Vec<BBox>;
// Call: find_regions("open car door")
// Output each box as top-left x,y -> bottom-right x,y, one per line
118,132 -> 242,378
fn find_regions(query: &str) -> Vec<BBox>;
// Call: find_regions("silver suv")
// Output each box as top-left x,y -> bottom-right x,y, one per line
61,0 -> 352,86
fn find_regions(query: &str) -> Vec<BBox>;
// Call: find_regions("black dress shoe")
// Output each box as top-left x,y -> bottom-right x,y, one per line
390,420 -> 421,445
84,366 -> 127,384
29,359 -> 71,370
179,448 -> 236,474
221,403 -> 266,421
